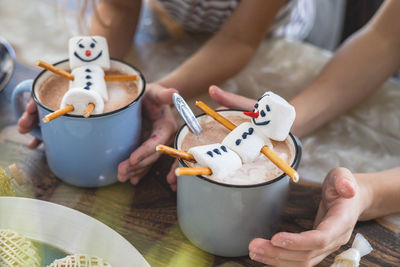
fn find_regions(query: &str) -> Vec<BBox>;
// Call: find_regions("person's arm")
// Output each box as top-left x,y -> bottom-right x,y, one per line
358,167 -> 400,220
157,0 -> 285,99
90,0 -> 141,59
291,0 -> 400,138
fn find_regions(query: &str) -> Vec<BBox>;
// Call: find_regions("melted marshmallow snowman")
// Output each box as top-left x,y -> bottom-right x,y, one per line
245,91 -> 296,141
60,36 -> 110,115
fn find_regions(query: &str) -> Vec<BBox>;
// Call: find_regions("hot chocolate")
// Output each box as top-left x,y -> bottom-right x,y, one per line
37,70 -> 139,114
179,113 -> 295,185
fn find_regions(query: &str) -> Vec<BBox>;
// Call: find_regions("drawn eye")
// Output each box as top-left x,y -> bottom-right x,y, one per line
90,43 -> 95,48
260,110 -> 266,117
266,105 -> 271,112
254,103 -> 258,109
79,44 -> 84,48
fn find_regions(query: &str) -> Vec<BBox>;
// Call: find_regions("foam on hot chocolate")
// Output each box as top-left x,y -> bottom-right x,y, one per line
180,114 -> 295,185
38,69 -> 139,114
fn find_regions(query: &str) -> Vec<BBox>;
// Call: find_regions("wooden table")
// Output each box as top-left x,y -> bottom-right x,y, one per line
1,62 -> 399,267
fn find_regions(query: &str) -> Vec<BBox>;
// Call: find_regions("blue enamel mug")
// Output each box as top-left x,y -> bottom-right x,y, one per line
11,59 -> 145,187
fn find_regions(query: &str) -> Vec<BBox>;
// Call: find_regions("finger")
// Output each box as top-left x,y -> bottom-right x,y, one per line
332,168 -> 357,198
166,160 -> 178,186
132,152 -> 161,170
209,85 -> 256,111
146,87 -> 178,105
129,168 -> 151,185
26,98 -> 38,114
28,138 -> 42,149
250,238 -> 317,262
18,111 -> 39,134
170,184 -> 177,192
271,230 -> 334,251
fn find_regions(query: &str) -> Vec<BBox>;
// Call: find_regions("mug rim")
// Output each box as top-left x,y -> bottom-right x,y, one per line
174,109 -> 301,188
31,58 -> 146,118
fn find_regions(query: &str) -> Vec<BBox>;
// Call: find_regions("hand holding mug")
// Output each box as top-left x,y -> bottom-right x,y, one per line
249,167 -> 360,266
117,83 -> 178,185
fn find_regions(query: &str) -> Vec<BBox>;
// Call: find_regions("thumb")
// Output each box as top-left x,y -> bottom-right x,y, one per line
147,86 -> 178,105
328,167 -> 357,199
209,85 -> 256,111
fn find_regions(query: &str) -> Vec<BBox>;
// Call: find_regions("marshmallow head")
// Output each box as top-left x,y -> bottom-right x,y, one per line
222,122 -> 271,163
60,88 -> 104,115
249,91 -> 295,141
69,36 -> 110,70
188,143 -> 242,178
70,65 -> 108,101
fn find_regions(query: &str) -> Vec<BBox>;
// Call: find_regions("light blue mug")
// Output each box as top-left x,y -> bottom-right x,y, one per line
11,59 -> 145,187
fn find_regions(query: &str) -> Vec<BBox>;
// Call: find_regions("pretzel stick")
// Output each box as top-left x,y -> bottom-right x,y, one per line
37,60 -> 74,81
195,101 -> 299,183
156,145 -> 196,162
104,75 -> 138,82
260,146 -> 299,182
83,103 -> 95,118
175,167 -> 212,176
42,105 -> 74,123
195,101 -> 236,131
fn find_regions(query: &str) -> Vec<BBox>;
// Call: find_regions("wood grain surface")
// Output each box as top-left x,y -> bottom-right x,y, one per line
1,62 -> 399,267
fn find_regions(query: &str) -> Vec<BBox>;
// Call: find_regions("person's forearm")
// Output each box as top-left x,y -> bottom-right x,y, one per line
357,167 -> 400,221
157,35 -> 257,99
291,28 -> 400,138
157,0 -> 284,99
291,0 -> 400,138
90,0 -> 141,59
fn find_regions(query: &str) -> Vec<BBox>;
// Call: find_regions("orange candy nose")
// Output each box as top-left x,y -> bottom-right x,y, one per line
243,110 -> 259,118
85,50 -> 91,57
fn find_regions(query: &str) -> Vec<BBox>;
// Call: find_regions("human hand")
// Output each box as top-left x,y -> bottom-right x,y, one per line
117,83 -> 178,185
208,85 -> 256,110
248,167 -> 363,266
17,97 -> 42,149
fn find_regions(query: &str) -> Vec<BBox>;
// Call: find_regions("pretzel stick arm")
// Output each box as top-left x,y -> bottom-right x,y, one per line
175,167 -> 212,176
156,145 -> 196,162
37,60 -> 74,81
260,146 -> 299,183
104,75 -> 138,82
42,105 -> 74,123
83,103 -> 95,118
195,101 -> 236,131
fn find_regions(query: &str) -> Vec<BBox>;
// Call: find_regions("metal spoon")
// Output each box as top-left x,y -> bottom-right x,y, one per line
0,37 -> 15,93
173,93 -> 203,135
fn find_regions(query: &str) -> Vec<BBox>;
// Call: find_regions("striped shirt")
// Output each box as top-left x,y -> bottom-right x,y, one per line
157,0 -> 315,40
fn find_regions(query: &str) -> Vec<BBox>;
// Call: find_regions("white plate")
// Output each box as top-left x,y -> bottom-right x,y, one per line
0,197 -> 150,267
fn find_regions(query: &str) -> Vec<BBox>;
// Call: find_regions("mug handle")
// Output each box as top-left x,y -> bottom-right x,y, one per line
11,79 -> 42,140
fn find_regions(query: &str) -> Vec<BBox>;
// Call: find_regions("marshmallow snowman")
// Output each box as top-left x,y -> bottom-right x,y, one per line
60,36 -> 111,115
245,91 -> 296,141
188,143 -> 242,177
68,36 -> 110,70
222,122 -> 272,163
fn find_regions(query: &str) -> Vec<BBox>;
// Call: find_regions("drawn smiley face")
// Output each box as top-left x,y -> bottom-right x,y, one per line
73,37 -> 103,63
251,93 -> 272,126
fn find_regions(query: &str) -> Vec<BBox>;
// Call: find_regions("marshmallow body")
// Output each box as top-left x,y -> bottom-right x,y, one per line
60,88 -> 104,115
188,143 -> 242,178
70,65 -> 108,101
69,36 -> 110,70
222,122 -> 271,163
251,91 -> 296,141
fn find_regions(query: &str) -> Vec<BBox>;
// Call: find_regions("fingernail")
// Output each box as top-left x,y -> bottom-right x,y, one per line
274,239 -> 289,247
252,247 -> 264,255
249,252 -> 264,263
